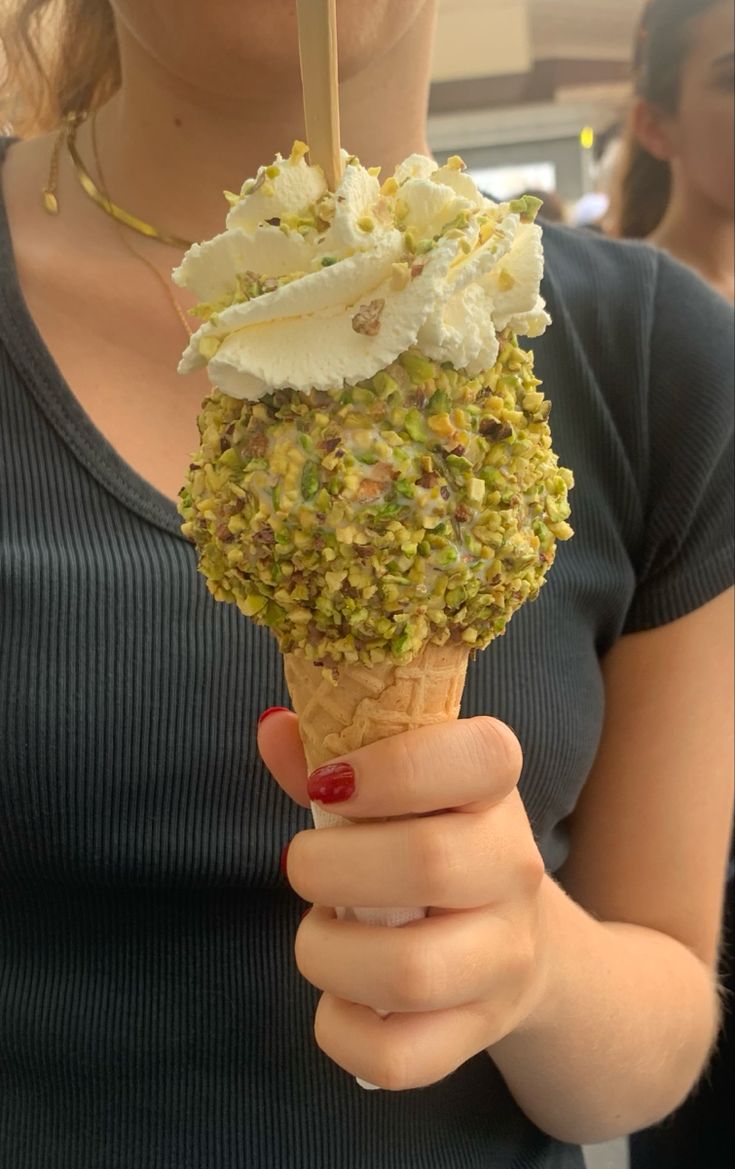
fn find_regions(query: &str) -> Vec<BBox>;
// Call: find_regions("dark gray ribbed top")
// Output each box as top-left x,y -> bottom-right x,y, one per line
1,137 -> 733,1169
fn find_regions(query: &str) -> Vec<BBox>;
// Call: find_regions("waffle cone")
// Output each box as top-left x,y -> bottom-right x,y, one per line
284,641 -> 471,1090
283,640 -> 469,774
284,641 -> 468,932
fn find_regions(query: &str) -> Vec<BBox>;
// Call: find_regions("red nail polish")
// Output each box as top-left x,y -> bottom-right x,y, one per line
279,842 -> 291,880
307,762 -> 356,805
258,706 -> 290,727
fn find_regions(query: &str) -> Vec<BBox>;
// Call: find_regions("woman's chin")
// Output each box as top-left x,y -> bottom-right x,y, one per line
113,0 -> 431,97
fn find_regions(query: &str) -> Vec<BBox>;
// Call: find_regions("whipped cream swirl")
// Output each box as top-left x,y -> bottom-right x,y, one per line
174,145 -> 550,400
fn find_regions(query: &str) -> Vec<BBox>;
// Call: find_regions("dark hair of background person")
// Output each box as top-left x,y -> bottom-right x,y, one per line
614,0 -> 723,239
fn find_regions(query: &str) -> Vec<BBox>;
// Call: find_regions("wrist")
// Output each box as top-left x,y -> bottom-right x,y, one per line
496,875 -> 584,1047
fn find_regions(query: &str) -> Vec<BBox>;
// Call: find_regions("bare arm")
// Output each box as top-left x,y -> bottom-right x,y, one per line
490,588 -> 734,1143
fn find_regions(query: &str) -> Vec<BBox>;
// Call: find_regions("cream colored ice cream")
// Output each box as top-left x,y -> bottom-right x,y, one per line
175,145 -> 550,400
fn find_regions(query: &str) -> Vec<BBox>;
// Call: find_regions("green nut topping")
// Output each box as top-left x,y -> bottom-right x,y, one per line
179,331 -> 574,672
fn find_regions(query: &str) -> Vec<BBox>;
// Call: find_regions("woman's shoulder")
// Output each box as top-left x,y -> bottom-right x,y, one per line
542,221 -> 733,337
540,221 -> 733,422
543,219 -> 657,281
539,224 -> 733,640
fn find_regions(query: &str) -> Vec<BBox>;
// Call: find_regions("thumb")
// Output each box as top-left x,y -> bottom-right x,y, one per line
257,708 -> 310,808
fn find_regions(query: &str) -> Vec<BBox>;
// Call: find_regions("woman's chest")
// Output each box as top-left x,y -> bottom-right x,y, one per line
0,508 -> 300,889
15,254 -> 211,503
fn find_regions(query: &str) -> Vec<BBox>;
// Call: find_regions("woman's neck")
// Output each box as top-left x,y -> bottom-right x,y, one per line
650,176 -> 735,302
93,10 -> 435,245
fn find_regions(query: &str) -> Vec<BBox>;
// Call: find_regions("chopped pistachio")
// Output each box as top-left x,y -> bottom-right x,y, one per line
403,409 -> 427,442
428,413 -> 455,437
468,477 -> 486,503
373,371 -> 398,395
522,390 -> 545,413
508,194 -> 543,222
301,462 -> 319,499
179,330 -> 574,670
351,299 -> 385,337
239,594 -> 268,617
428,388 -> 450,415
446,453 -> 472,474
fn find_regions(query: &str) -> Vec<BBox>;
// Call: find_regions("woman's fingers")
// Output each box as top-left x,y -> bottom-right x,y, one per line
285,791 -> 542,909
258,711 -> 522,818
257,709 -> 310,808
296,905 -> 532,1015
313,992 -> 502,1092
259,710 -> 544,1090
310,716 -> 521,818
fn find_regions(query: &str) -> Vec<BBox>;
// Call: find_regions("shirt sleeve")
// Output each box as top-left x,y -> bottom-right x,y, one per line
623,251 -> 734,635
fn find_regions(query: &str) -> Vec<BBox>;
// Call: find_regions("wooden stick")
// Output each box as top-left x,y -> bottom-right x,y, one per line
296,0 -> 343,190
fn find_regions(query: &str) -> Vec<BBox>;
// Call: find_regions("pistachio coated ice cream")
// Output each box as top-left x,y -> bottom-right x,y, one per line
177,147 -> 573,671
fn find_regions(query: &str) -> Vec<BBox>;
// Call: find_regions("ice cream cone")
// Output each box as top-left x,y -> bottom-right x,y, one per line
283,640 -> 468,772
285,641 -> 469,1088
284,640 -> 468,926
175,144 -> 574,1089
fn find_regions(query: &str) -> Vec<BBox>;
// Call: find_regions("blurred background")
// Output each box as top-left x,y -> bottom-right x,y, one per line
428,0 -> 638,226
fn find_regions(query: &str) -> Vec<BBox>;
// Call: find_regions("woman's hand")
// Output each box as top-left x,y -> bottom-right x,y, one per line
258,711 -> 549,1091
261,596 -> 730,1137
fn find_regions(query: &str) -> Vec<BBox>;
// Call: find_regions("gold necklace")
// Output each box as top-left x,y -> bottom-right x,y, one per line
44,112 -> 193,251
42,112 -> 193,338
89,112 -> 193,339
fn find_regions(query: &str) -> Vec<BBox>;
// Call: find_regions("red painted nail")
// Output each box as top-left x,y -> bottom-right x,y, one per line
258,706 -> 290,727
279,842 -> 291,881
307,762 -> 356,805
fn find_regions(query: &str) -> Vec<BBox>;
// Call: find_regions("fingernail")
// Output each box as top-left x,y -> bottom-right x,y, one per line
307,762 -> 356,805
258,706 -> 290,727
279,842 -> 291,881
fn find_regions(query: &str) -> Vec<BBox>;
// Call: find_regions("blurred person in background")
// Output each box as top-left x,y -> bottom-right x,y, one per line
614,3 -> 734,1167
612,0 -> 734,300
